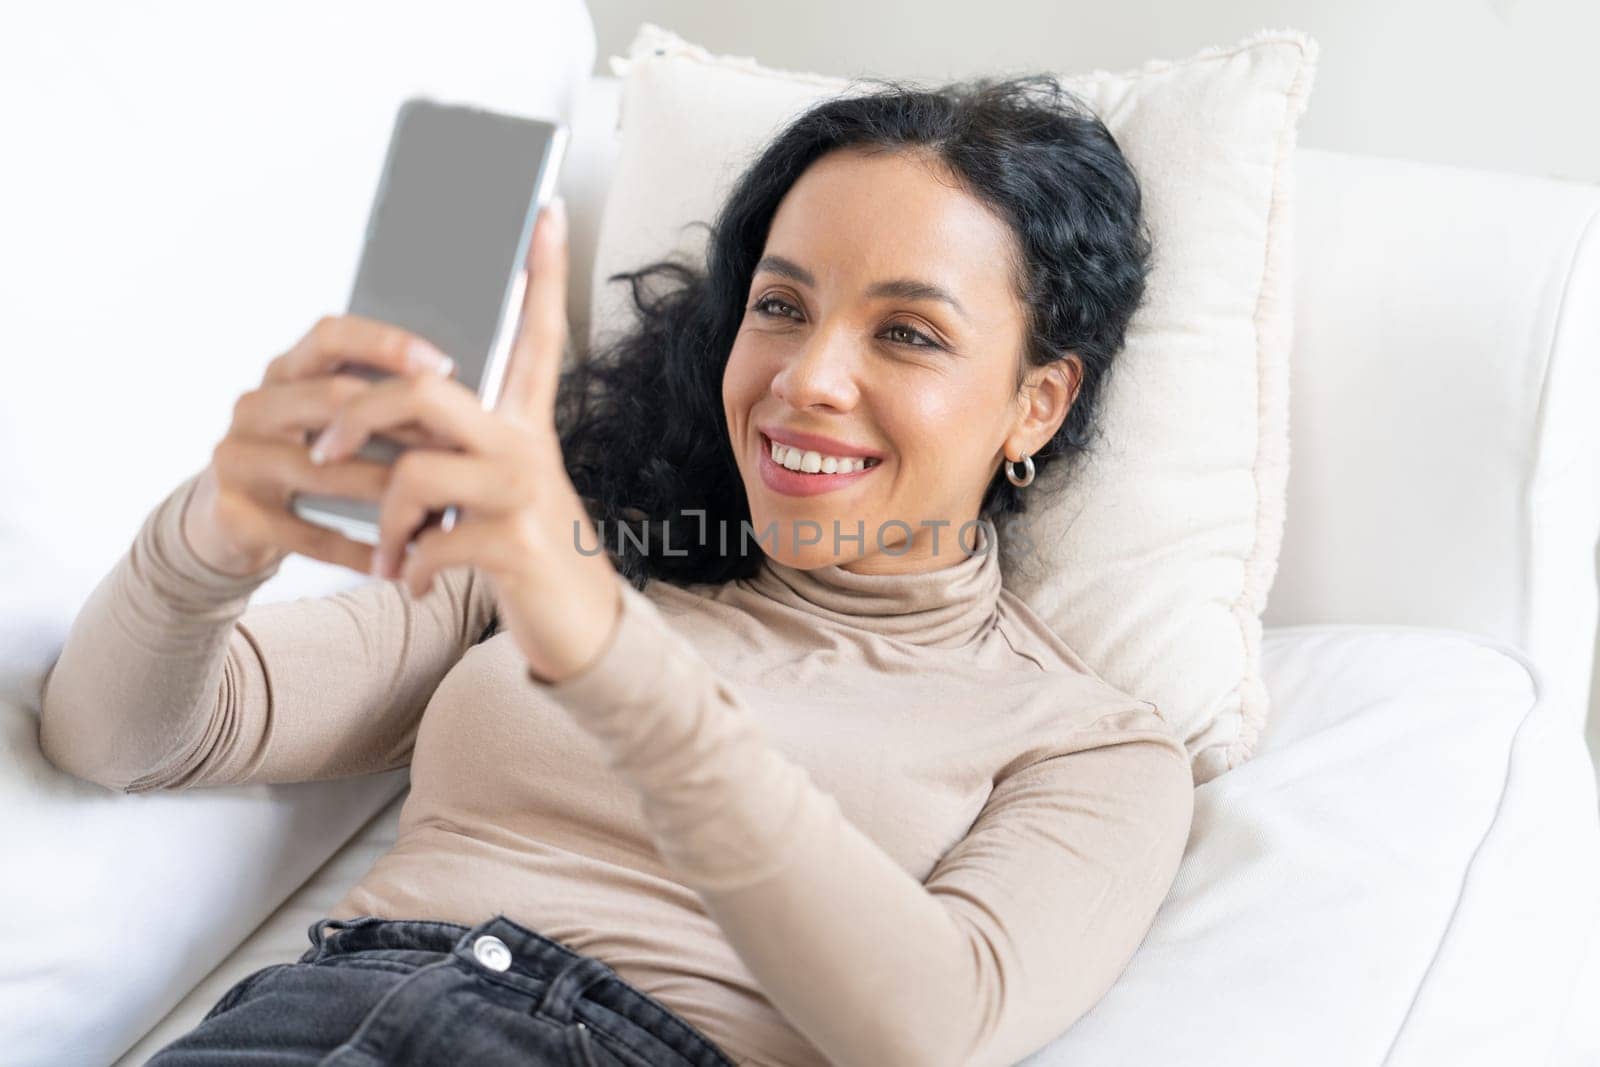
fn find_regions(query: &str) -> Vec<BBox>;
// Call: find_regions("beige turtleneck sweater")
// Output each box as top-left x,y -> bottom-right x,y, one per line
39,468 -> 1194,1067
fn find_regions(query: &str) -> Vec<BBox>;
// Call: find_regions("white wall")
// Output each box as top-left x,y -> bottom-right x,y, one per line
588,0 -> 1600,761
590,0 -> 1600,183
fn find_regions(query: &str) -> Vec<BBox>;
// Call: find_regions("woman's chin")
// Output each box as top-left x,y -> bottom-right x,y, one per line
746,505 -> 872,570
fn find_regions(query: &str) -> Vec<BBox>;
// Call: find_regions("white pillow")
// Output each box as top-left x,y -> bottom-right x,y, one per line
590,23 -> 1318,785
0,4 -> 594,1063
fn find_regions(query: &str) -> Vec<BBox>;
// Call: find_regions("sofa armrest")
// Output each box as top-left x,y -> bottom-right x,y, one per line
1267,147 -> 1600,737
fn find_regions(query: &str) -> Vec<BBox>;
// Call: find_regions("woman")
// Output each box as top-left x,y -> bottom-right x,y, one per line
40,73 -> 1193,1067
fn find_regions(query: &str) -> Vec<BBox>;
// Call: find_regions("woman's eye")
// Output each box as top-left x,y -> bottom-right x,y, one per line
750,298 -> 939,350
884,323 -> 937,348
752,296 -> 798,319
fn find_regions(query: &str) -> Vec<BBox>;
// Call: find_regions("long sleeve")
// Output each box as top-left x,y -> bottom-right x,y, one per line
528,576 -> 1196,1067
38,467 -> 498,792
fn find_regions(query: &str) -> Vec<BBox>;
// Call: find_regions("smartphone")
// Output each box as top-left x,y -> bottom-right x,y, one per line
290,96 -> 569,546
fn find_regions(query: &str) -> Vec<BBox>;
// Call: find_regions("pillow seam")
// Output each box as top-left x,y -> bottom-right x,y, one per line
1211,37 -> 1319,781
629,23 -> 1317,94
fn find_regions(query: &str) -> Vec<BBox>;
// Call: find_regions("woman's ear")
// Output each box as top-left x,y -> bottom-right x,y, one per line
1008,356 -> 1082,457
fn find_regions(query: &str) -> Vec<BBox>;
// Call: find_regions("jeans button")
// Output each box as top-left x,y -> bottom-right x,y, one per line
472,934 -> 513,972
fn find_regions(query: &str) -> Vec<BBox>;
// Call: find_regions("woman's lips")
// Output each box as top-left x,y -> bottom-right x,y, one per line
757,433 -> 881,498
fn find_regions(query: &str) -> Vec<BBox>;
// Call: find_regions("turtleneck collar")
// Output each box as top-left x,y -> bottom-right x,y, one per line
741,517 -> 1003,649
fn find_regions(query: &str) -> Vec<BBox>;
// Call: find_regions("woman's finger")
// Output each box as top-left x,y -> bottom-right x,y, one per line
213,485 -> 375,575
299,422 -> 459,455
232,375 -> 457,452
310,371 -> 498,464
263,313 -> 455,385
213,436 -> 393,507
231,374 -> 375,440
330,423 -> 456,450
371,449 -> 522,579
497,198 -> 569,424
395,516 -> 527,599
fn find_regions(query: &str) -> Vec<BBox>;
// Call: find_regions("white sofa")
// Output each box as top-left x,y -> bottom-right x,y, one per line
13,70 -> 1600,1066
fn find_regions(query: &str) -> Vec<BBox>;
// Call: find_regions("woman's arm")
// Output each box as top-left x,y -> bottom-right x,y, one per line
529,576 -> 1195,1067
38,467 -> 497,792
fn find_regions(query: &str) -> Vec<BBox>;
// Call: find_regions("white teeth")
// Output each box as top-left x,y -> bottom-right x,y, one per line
768,437 -> 877,475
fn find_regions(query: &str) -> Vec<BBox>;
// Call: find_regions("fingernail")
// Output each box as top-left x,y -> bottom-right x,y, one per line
407,338 -> 453,376
547,197 -> 567,240
370,547 -> 389,578
309,426 -> 333,465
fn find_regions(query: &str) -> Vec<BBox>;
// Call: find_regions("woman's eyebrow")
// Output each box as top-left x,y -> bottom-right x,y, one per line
755,254 -> 970,324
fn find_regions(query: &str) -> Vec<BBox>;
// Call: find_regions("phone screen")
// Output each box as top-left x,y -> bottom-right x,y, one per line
292,97 -> 568,545
347,99 -> 564,399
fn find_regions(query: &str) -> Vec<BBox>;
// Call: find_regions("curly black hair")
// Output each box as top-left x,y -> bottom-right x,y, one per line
555,72 -> 1153,593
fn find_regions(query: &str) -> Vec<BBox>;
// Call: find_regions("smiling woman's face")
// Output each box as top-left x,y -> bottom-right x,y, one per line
722,145 -> 1075,574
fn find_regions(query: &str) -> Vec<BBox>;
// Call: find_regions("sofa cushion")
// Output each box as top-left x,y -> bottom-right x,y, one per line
0,3 -> 595,1063
1029,626 -> 1595,1066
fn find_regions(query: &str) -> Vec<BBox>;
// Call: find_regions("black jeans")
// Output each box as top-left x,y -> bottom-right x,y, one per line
145,914 -> 738,1066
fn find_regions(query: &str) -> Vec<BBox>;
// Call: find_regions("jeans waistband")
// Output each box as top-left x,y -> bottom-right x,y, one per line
303,914 -> 734,1066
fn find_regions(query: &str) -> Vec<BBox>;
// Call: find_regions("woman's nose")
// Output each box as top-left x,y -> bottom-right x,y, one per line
771,326 -> 860,412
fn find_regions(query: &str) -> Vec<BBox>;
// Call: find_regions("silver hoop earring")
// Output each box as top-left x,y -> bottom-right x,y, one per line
1005,453 -> 1035,488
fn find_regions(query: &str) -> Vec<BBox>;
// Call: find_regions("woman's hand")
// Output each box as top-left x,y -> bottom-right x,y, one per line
185,314 -> 459,577
306,198 -> 624,685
